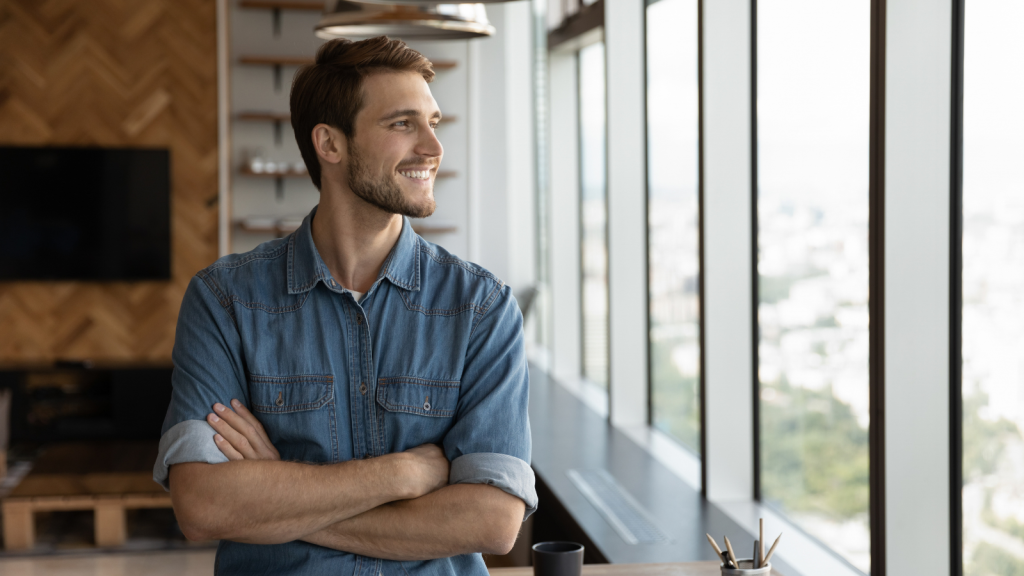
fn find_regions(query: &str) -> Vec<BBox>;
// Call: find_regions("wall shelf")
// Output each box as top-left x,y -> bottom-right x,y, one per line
239,1 -> 323,10
239,56 -> 455,91
239,165 -> 308,178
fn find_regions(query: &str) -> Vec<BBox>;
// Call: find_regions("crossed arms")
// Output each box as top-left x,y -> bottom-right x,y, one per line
168,400 -> 525,560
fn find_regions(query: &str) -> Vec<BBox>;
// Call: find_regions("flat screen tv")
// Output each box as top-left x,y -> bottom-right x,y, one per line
0,146 -> 171,281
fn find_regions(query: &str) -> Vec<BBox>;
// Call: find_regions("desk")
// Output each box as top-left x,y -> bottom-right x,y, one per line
490,562 -> 784,575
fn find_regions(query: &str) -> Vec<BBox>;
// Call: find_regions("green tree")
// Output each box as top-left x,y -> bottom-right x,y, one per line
760,376 -> 869,520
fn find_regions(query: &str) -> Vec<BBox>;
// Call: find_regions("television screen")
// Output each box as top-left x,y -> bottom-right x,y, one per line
0,146 -> 171,281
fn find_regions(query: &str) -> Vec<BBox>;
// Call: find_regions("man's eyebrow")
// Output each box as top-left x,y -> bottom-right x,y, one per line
378,109 -> 444,122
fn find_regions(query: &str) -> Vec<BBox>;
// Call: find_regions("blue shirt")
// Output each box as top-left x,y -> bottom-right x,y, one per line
154,207 -> 536,576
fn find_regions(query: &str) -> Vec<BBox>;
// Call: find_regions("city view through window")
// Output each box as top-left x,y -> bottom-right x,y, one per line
756,1 -> 871,572
962,2 -> 1024,573
579,41 -> 609,389
646,0 -> 701,453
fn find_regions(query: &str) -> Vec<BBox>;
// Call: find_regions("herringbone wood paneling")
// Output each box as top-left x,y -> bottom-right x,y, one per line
0,0 -> 219,364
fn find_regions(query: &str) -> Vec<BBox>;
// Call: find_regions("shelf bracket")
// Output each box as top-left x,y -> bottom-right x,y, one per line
273,64 -> 282,92
272,8 -> 282,37
274,119 -> 283,146
275,176 -> 284,202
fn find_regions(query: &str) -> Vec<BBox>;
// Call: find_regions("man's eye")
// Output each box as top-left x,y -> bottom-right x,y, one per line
429,122 -> 439,130
394,121 -> 408,127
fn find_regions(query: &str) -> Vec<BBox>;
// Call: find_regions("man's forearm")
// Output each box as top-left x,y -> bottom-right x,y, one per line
169,456 -> 415,544
302,483 -> 525,560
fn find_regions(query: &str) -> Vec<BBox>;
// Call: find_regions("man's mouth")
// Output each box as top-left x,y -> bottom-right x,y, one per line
398,168 -> 432,180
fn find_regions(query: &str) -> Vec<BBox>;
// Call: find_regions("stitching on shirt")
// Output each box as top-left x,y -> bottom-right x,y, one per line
208,243 -> 288,270
397,290 -> 482,316
382,239 -> 415,290
381,403 -> 455,417
249,374 -> 334,383
287,234 -> 296,291
377,376 -> 460,388
419,242 -> 500,282
470,279 -> 505,338
228,290 -> 310,314
196,271 -> 239,327
248,373 -> 334,413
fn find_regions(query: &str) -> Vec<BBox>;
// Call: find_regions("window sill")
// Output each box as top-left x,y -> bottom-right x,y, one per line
527,354 -> 864,576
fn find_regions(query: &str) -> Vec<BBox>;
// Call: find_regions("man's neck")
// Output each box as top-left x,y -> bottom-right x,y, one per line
311,186 -> 403,294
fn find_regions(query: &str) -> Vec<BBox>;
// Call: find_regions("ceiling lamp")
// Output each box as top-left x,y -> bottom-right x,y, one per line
315,0 -> 495,40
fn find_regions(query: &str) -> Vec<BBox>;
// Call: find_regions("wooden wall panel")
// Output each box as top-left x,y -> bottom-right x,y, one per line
0,0 -> 219,365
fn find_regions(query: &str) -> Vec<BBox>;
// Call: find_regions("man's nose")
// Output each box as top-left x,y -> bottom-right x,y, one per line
416,124 -> 444,159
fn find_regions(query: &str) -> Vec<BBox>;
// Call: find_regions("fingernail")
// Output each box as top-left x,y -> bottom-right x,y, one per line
209,413 -> 220,422
214,434 -> 223,442
214,403 -> 225,412
231,399 -> 241,408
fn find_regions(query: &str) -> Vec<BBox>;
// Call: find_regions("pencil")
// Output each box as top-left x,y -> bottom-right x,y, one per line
706,534 -> 732,567
724,535 -> 739,570
763,533 -> 783,565
759,518 -> 765,567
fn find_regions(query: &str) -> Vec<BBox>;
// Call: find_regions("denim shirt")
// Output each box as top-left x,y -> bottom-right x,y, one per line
153,206 -> 536,576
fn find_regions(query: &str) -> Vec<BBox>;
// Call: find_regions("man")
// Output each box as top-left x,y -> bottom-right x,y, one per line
153,36 -> 535,575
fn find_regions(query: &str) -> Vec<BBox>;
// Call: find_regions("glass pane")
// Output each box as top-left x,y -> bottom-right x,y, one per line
756,1 -> 871,571
646,0 -> 701,453
962,3 -> 1024,574
579,42 -> 608,389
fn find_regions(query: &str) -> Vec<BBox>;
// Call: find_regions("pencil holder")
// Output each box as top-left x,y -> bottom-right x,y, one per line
721,559 -> 771,575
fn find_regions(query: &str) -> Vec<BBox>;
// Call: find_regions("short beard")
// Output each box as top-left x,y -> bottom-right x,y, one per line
347,140 -> 436,218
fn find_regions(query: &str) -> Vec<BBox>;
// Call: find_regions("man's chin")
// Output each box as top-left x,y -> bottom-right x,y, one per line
404,199 -> 436,219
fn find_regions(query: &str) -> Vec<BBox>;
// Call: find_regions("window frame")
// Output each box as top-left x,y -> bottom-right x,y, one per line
536,1 -> 966,574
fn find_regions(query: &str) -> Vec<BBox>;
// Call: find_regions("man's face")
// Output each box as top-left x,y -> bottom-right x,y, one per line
345,71 -> 444,218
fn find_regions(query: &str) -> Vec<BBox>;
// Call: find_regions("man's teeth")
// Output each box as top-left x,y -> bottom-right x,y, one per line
399,169 -> 430,179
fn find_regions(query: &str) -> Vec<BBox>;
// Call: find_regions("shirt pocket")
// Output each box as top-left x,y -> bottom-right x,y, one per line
376,376 -> 459,450
248,373 -> 337,462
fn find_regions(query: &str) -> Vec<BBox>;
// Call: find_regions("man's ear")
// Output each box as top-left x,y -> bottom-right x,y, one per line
311,123 -> 347,166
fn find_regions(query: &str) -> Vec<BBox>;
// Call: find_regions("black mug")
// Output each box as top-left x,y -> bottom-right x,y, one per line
532,541 -> 584,576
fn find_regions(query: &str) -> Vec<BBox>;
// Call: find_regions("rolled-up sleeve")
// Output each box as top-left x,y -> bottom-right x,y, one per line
443,283 -> 536,519
153,273 -> 248,490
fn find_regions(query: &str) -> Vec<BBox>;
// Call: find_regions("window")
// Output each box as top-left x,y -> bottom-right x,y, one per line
646,0 -> 701,453
756,1 -> 871,571
579,41 -> 609,389
962,2 -> 1024,573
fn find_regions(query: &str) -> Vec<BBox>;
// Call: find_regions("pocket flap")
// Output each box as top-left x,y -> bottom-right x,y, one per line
376,377 -> 459,417
249,373 -> 334,413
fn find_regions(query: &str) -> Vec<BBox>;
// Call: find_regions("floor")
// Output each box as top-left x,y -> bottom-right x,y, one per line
0,550 -> 216,576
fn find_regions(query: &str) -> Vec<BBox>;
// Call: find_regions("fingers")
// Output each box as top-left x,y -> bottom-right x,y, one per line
214,433 -> 244,460
230,399 -> 277,453
207,409 -> 260,460
207,401 -> 280,461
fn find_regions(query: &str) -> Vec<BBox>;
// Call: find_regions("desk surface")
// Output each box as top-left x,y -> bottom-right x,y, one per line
490,562 -> 783,575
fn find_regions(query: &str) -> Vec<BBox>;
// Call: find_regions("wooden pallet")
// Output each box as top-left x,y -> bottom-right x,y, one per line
2,492 -> 172,550
1,441 -> 171,550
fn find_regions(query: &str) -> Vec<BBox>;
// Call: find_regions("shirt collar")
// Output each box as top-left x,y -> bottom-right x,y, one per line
287,205 -> 421,295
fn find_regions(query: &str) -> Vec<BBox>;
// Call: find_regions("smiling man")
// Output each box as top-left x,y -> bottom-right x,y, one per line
153,37 -> 535,575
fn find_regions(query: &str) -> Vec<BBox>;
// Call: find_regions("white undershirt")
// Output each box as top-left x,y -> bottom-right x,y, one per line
349,290 -> 364,302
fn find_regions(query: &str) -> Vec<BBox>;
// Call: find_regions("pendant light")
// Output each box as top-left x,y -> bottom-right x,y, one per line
315,0 -> 495,40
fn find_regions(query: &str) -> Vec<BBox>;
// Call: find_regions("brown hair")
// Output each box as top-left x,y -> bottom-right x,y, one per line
290,36 -> 435,190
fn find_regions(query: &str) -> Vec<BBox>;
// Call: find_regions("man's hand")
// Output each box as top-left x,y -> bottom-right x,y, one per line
208,400 -> 450,499
399,443 -> 450,497
207,399 -> 280,461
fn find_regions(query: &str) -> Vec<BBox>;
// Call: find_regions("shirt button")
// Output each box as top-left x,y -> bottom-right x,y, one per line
329,279 -> 336,287
356,315 -> 363,325
360,383 -> 367,395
